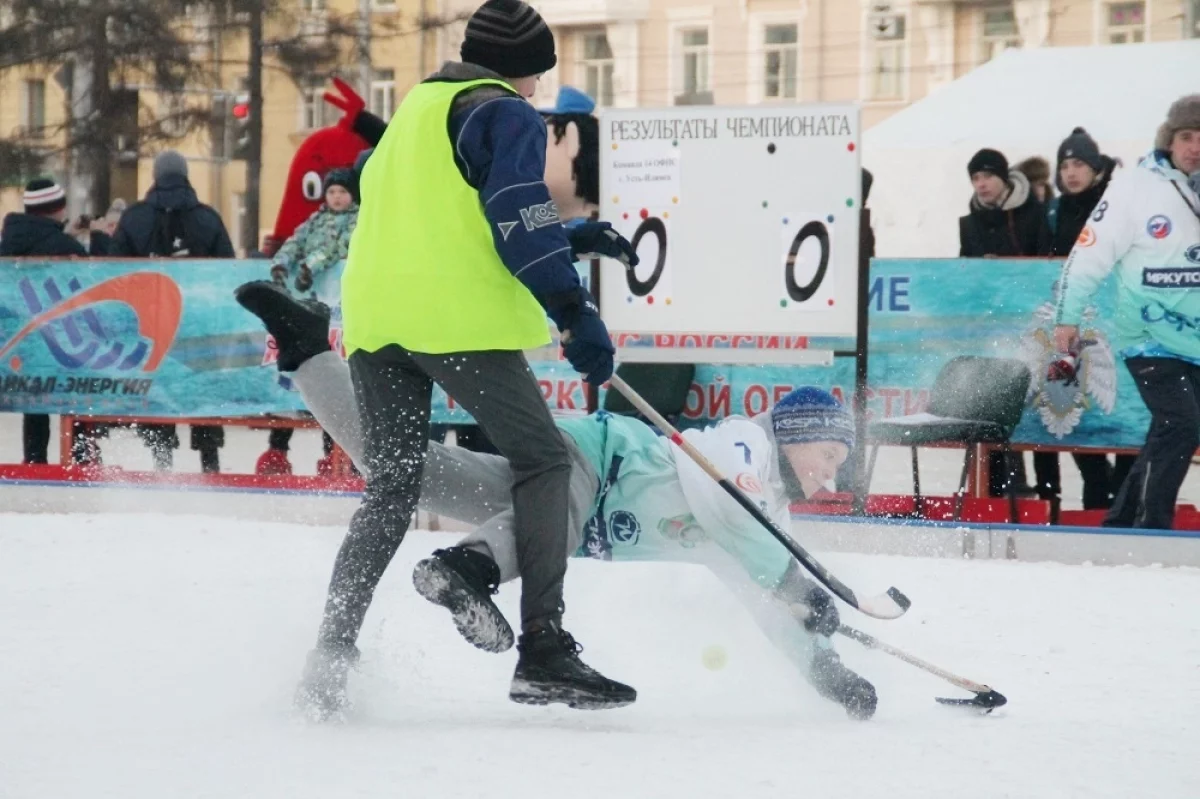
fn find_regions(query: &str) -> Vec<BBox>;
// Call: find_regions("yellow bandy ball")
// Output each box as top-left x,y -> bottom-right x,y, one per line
701,645 -> 728,671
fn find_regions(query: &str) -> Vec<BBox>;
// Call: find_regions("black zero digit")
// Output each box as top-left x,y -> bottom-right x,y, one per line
784,221 -> 830,303
627,217 -> 667,297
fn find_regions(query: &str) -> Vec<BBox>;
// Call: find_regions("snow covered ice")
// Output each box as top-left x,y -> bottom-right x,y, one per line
2,512 -> 1198,798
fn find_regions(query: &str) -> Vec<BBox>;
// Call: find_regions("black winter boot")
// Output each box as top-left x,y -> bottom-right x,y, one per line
294,640 -> 360,722
510,624 -> 636,710
234,280 -> 331,372
412,547 -> 514,653
809,647 -> 877,720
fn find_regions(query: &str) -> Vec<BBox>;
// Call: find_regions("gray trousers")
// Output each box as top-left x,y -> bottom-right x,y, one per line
314,345 -> 577,648
295,352 -> 594,580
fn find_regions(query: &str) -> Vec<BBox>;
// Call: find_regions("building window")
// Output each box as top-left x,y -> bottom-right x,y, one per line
370,69 -> 395,120
299,81 -> 326,130
577,31 -> 614,107
678,27 -> 710,102
1106,2 -> 1145,43
981,5 -> 1021,62
762,24 -> 798,100
299,0 -> 325,11
22,79 -> 46,138
371,0 -> 396,8
868,13 -> 906,101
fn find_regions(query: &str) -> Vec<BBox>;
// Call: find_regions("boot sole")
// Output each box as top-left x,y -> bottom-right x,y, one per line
413,557 -> 514,654
509,678 -> 636,710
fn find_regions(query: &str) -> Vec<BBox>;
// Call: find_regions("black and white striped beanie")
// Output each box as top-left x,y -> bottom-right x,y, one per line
460,0 -> 556,79
24,178 -> 66,214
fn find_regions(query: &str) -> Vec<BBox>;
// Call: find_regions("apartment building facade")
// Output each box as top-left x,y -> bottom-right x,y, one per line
2,0 -> 1195,245
0,0 -> 433,249
447,0 -> 1192,124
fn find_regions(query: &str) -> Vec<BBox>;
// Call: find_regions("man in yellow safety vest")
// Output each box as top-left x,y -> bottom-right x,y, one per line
295,0 -> 636,719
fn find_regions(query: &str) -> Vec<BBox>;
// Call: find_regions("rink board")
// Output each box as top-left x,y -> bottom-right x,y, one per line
3,477 -> 1199,568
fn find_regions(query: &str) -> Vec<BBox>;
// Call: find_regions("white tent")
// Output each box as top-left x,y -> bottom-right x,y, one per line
862,40 -> 1200,257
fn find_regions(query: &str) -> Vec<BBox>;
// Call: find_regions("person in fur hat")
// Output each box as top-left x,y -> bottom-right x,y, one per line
1054,94 -> 1200,529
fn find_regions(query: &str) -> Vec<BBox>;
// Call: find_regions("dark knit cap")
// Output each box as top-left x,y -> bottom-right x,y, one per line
322,168 -> 356,196
968,148 -> 1009,179
460,0 -> 556,79
23,177 -> 66,214
1057,127 -> 1103,172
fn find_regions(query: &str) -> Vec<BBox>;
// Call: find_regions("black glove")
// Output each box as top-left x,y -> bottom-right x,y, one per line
547,287 -> 615,386
801,585 -> 840,637
295,264 -> 314,293
567,221 -> 639,267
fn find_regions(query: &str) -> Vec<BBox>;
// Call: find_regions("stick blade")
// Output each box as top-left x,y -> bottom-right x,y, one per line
936,689 -> 1007,714
855,586 -> 911,619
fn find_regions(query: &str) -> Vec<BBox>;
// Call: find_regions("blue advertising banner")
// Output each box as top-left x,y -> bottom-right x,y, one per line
0,257 -> 1149,448
0,259 -> 589,422
665,258 -> 1146,449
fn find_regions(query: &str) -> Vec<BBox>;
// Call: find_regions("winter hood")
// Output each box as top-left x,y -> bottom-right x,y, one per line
971,169 -> 1032,212
144,173 -> 201,212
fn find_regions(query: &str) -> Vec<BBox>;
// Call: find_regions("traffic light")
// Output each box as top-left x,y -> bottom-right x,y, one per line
231,93 -> 251,161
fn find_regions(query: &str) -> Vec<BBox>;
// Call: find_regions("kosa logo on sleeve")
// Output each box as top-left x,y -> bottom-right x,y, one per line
1142,268 -> 1200,288
1146,215 -> 1172,240
1185,244 -> 1200,264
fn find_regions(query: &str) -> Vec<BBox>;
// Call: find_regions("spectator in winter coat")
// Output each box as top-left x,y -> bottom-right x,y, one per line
1054,94 -> 1200,529
1048,129 -> 1119,257
0,178 -> 103,465
1017,155 -> 1055,205
257,168 -> 359,476
0,178 -> 88,258
111,151 -> 235,259
1034,128 -> 1134,511
960,149 -> 1051,497
959,148 -> 1052,258
110,151 -> 236,473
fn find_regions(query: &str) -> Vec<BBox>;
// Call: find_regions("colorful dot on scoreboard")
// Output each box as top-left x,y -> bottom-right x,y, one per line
622,212 -> 629,219
639,208 -> 649,219
647,295 -> 655,304
665,298 -> 673,306
663,211 -> 669,219
627,296 -> 634,303
672,140 -> 679,147
612,195 -> 620,204
847,142 -> 856,152
845,198 -> 855,207
782,217 -> 789,225
672,196 -> 679,204
762,201 -> 768,208
827,298 -> 836,306
827,214 -> 835,223
779,299 -> 788,308
612,143 -> 619,150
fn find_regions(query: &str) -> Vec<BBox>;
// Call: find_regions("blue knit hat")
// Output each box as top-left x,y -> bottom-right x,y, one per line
538,86 -> 596,116
771,387 -> 855,450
